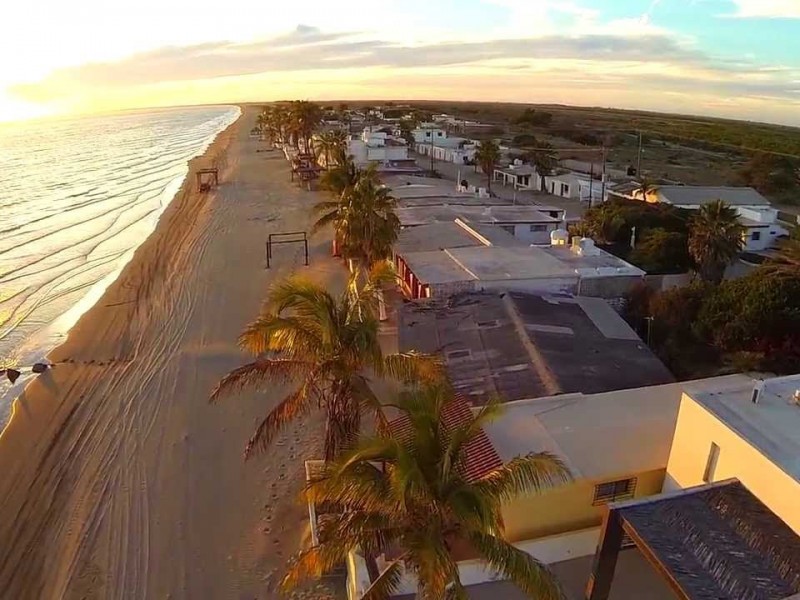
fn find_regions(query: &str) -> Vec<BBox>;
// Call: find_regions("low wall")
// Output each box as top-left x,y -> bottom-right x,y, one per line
346,527 -> 601,598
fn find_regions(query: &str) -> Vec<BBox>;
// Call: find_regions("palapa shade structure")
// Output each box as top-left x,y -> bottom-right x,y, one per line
587,479 -> 800,600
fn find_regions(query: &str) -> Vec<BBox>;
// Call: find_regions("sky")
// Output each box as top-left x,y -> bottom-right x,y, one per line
2,0 -> 799,125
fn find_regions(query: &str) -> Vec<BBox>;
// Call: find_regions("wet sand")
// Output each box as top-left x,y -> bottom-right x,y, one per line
0,107 -> 343,599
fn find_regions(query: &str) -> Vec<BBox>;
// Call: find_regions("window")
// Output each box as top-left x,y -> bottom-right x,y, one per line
592,478 -> 637,505
437,131 -> 443,137
446,349 -> 471,360
501,225 -> 515,234
703,443 -> 720,483
530,224 -> 548,232
751,231 -> 762,241
561,184 -> 570,196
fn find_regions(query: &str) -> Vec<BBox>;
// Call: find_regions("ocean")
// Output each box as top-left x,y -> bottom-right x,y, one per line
0,105 -> 241,424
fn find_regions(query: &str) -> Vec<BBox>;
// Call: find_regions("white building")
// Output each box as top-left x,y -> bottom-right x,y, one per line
347,127 -> 410,167
411,125 -> 478,164
635,185 -> 789,252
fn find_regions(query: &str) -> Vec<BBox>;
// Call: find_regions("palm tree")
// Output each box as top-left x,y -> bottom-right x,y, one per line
290,101 -> 323,153
319,150 -> 359,197
282,383 -> 571,599
475,140 -> 501,192
688,199 -> 744,284
313,165 -> 400,270
210,269 -> 441,460
314,130 -> 349,169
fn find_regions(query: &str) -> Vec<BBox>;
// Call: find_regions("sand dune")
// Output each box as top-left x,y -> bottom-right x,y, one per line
0,107 -> 343,599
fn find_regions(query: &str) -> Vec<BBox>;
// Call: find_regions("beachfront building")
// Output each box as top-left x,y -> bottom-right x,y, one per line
396,205 -> 564,245
344,372 -> 800,599
336,127 -> 422,174
631,185 -> 789,251
393,222 -> 644,300
493,164 -> 538,190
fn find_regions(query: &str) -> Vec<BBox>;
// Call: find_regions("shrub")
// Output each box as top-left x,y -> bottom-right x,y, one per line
628,228 -> 691,273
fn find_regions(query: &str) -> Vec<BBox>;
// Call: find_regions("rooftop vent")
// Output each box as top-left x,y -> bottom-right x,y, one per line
751,379 -> 765,404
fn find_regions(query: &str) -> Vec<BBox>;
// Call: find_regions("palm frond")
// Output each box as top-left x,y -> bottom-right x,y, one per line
281,538 -> 354,592
237,314 -> 322,356
381,352 -> 444,383
473,452 -> 571,503
469,532 -> 564,600
209,359 -> 309,403
244,385 -> 315,459
362,556 -> 407,600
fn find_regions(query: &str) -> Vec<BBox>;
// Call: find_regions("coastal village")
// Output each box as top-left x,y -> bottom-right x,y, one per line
235,102 -> 800,599
1,102 -> 798,600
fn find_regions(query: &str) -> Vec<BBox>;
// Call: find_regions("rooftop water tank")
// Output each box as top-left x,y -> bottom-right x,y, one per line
550,229 -> 569,246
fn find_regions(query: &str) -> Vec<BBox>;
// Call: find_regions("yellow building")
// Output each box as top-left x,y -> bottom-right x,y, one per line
665,374 -> 800,534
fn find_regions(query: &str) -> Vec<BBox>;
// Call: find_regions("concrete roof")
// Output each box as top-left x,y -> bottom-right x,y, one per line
396,205 -> 560,227
484,375 -> 748,480
547,172 -> 591,186
496,165 -> 538,176
689,374 -> 800,484
538,245 -> 645,277
400,250 -> 474,284
395,222 -> 485,254
447,246 -> 571,281
398,292 -> 673,406
655,186 -> 771,207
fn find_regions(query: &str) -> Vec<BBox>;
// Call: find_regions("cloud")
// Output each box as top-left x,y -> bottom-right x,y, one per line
13,27 -> 712,95
728,0 -> 800,18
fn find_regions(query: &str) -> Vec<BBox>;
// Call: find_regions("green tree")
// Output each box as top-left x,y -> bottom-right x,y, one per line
475,140 -> 501,192
289,101 -> 323,153
314,130 -> 349,169
764,232 -> 800,275
628,228 -> 690,273
282,384 -> 571,599
526,142 -> 557,191
313,166 -> 401,270
211,270 -> 441,460
688,200 -> 744,284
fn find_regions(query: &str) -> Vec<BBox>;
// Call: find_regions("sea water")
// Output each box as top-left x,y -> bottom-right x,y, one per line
0,105 -> 241,425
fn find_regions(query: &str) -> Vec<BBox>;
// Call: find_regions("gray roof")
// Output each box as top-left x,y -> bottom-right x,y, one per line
395,222 -> 484,254
398,292 -> 673,406
396,205 -> 559,227
655,185 -> 771,207
690,374 -> 800,484
400,251 -> 473,284
496,165 -> 538,176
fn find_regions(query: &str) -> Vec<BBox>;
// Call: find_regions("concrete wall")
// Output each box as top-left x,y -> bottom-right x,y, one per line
576,275 -> 644,299
346,527 -> 603,599
502,470 -> 665,542
430,280 -> 478,298
477,277 -> 579,296
511,223 -> 557,245
664,394 -> 800,534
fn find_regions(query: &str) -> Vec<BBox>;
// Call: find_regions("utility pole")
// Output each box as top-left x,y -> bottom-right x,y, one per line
588,161 -> 594,207
600,145 -> 607,204
430,131 -> 435,175
636,131 -> 643,177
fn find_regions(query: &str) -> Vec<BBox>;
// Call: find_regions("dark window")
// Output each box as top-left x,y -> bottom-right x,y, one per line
562,184 -> 570,196
548,211 -> 560,219
530,224 -> 548,232
751,231 -> 762,241
446,349 -> 471,360
592,478 -> 637,505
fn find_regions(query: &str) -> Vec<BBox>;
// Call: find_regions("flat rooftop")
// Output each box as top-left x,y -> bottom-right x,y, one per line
396,205 -> 560,227
483,375 -> 746,480
400,250 -> 474,284
689,374 -> 800,484
398,292 -> 674,407
656,185 -> 771,207
395,222 -> 485,254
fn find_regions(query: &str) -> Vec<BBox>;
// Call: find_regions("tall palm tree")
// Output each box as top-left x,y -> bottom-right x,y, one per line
283,384 -> 571,599
319,150 -> 360,197
313,165 -> 400,270
688,199 -> 744,284
314,130 -> 349,169
290,101 -> 323,153
210,269 -> 440,460
475,140 -> 501,192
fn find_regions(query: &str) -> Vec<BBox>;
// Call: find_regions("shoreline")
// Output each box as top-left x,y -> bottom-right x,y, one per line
0,105 -> 343,598
0,105 -> 241,429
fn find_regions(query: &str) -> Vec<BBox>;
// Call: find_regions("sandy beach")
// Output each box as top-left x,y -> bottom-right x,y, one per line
0,107 -> 343,599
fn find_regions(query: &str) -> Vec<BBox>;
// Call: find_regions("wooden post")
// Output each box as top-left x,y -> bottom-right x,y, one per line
586,509 -> 624,600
